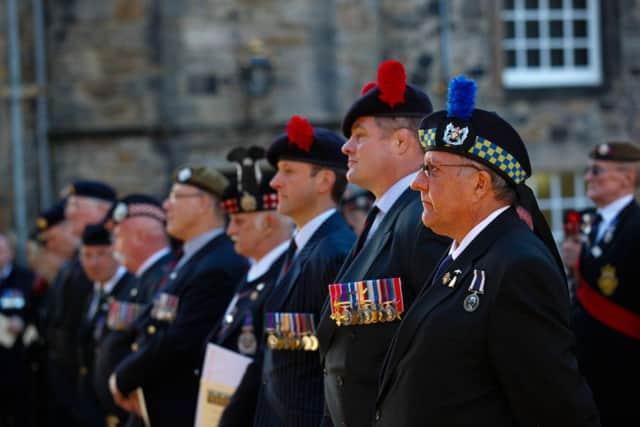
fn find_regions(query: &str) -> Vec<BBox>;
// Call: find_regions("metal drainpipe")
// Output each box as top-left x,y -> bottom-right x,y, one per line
33,0 -> 53,209
439,0 -> 451,88
6,0 -> 28,263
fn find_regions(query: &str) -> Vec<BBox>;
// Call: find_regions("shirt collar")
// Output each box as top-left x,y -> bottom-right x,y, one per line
293,208 -> 336,253
177,227 -> 225,270
136,247 -> 171,277
374,172 -> 418,215
449,206 -> 510,260
598,194 -> 634,225
96,265 -> 127,294
246,240 -> 289,282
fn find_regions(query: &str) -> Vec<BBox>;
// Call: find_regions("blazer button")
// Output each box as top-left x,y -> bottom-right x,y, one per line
336,376 -> 344,387
79,366 -> 88,376
130,342 -> 139,352
147,325 -> 156,335
194,369 -> 200,376
375,409 -> 381,421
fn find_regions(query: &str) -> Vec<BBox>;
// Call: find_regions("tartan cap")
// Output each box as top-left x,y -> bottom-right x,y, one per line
112,194 -> 166,224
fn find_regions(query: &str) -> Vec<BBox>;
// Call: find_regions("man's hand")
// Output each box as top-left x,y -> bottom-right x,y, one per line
109,373 -> 140,414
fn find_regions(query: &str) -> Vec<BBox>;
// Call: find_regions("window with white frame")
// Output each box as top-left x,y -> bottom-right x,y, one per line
501,0 -> 602,88
529,170 -> 592,243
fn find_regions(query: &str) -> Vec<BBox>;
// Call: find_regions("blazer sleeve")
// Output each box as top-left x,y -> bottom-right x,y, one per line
488,257 -> 600,426
115,266 -> 236,393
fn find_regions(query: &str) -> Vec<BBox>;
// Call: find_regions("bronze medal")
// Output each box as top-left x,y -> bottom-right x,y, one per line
598,264 -> 618,296
267,334 -> 279,349
384,304 -> 397,322
238,327 -> 258,355
308,335 -> 319,351
302,335 -> 312,351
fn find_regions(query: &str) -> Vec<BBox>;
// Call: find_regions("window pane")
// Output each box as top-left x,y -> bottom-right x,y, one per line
561,173 -> 575,198
551,48 -> 564,66
505,50 -> 517,67
526,20 -> 540,38
574,48 -> 588,65
550,20 -> 564,37
534,174 -> 551,199
504,20 -> 515,39
549,0 -> 563,9
504,0 -> 515,10
573,20 -> 587,37
572,0 -> 587,9
527,49 -> 541,67
525,0 -> 539,9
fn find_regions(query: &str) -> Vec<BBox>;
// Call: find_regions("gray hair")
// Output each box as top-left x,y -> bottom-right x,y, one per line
469,159 -> 517,204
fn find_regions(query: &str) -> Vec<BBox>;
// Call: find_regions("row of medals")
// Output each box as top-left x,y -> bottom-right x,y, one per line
331,302 -> 399,327
267,333 -> 319,351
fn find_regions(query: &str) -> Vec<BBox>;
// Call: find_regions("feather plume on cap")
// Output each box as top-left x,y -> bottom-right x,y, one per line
447,75 -> 477,120
286,115 -> 314,152
377,60 -> 406,108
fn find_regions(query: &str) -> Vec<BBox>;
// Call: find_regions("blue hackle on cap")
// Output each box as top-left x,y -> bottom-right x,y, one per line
447,75 -> 477,120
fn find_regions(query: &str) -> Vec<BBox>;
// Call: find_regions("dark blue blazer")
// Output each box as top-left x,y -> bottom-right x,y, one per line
375,208 -> 600,427
573,200 -> 640,426
215,250 -> 286,427
114,232 -> 248,427
317,188 -> 449,427
254,211 -> 355,427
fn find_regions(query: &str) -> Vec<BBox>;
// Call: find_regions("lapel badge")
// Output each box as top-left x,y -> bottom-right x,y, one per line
442,272 -> 451,286
597,264 -> 618,296
603,228 -> 614,244
447,269 -> 462,288
256,282 -> 265,291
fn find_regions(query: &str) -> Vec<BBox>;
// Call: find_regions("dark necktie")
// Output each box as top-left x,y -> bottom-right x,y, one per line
280,239 -> 297,277
155,248 -> 184,293
588,213 -> 603,246
352,206 -> 380,258
431,254 -> 454,285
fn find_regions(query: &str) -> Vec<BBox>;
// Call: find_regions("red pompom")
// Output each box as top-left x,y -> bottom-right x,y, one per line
377,60 -> 406,108
286,115 -> 314,152
360,81 -> 377,95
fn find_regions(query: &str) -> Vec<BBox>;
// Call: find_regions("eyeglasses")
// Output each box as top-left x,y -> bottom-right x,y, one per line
167,191 -> 204,202
422,162 -> 483,177
583,165 -> 627,176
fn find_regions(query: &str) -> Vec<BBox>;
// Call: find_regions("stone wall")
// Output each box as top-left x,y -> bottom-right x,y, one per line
0,0 -> 638,230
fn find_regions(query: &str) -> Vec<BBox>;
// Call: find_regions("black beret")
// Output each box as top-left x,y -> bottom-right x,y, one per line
112,194 -> 166,224
589,141 -> 640,162
418,75 -> 531,186
66,180 -> 117,202
341,60 -> 433,138
35,199 -> 67,233
222,146 -> 278,214
82,223 -> 112,246
266,116 -> 347,171
173,166 -> 228,198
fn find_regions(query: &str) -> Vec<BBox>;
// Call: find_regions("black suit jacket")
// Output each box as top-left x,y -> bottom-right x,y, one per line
254,212 -> 355,427
214,250 -> 286,427
114,232 -> 248,427
573,199 -> 640,425
375,208 -> 600,427
317,188 -> 449,426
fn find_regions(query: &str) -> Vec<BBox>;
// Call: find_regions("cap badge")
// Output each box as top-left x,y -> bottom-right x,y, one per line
177,168 -> 192,182
112,202 -> 128,223
240,192 -> 258,212
597,144 -> 610,156
443,122 -> 469,146
37,217 -> 48,230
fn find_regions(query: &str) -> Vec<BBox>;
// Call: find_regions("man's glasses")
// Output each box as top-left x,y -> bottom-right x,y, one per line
422,162 -> 483,177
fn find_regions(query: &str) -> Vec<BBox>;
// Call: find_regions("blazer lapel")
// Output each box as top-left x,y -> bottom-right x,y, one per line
318,189 -> 414,353
378,208 -> 520,399
269,212 -> 341,310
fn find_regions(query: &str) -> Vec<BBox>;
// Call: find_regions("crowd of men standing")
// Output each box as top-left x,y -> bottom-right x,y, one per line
0,60 -> 637,427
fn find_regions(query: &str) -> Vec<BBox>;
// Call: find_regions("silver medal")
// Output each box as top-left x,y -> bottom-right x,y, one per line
463,293 -> 480,312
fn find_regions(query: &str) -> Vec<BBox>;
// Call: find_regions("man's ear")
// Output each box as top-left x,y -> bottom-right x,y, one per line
391,128 -> 414,155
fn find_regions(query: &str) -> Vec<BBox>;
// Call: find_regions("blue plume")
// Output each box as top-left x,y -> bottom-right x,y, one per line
447,75 -> 477,120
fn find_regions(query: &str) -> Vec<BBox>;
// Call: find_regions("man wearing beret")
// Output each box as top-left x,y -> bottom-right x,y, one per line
109,166 -> 247,427
47,180 -> 116,426
562,141 -> 640,426
93,194 -> 174,426
374,76 -> 599,426
317,60 -> 450,427
252,116 -> 355,426
77,224 -> 134,425
202,146 -> 293,426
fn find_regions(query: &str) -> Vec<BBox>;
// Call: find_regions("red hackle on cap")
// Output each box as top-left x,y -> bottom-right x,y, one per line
286,115 -> 314,152
360,81 -> 377,95
377,60 -> 406,108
